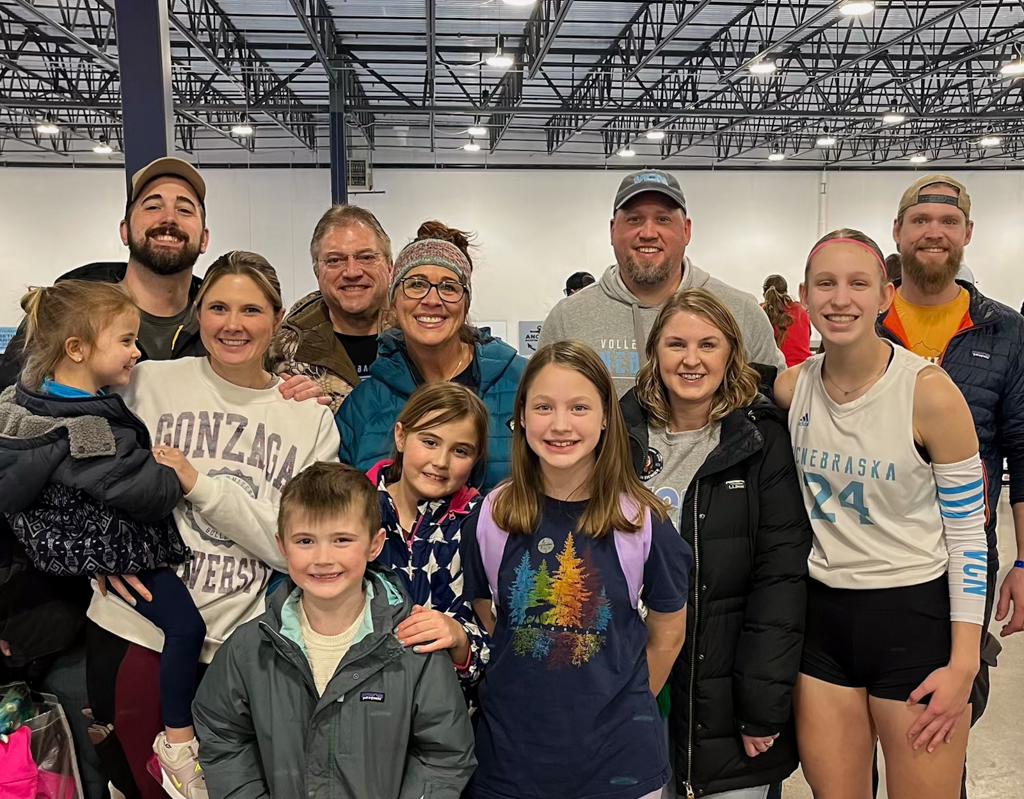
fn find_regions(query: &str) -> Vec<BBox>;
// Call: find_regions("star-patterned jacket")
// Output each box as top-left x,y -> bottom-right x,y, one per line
369,460 -> 490,695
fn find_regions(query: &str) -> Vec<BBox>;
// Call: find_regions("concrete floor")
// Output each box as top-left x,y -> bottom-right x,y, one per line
784,494 -> 1024,799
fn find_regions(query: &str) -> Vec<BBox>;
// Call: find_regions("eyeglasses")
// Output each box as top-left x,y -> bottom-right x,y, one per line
399,276 -> 466,303
317,252 -> 383,270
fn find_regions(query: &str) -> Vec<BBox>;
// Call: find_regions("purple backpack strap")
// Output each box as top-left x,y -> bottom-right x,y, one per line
613,497 -> 653,610
476,492 -> 509,610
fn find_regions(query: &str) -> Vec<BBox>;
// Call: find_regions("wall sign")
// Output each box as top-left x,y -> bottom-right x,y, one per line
518,321 -> 543,356
0,327 -> 17,354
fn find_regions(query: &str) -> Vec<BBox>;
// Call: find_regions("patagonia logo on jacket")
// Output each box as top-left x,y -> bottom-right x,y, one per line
972,350 -> 991,360
726,480 -> 746,490
360,692 -> 385,702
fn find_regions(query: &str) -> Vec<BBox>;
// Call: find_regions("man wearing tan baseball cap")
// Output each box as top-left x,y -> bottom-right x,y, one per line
879,174 -> 1024,799
0,156 -> 210,386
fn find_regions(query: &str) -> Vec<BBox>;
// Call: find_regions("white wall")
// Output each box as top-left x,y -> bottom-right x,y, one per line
2,167 -> 1022,342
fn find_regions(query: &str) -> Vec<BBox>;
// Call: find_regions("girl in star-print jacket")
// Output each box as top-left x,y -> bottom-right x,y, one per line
366,382 -> 492,699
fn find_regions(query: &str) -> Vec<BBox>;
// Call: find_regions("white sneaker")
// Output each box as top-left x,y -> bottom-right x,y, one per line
152,732 -> 208,799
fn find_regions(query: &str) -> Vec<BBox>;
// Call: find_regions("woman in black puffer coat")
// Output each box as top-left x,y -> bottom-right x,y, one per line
621,288 -> 812,799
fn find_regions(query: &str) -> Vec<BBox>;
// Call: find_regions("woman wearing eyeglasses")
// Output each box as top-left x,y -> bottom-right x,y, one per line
335,220 -> 527,491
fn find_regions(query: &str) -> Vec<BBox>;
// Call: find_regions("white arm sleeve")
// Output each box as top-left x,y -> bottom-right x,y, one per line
933,455 -> 988,626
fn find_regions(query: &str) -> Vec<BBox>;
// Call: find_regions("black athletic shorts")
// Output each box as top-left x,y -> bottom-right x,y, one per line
800,575 -> 952,702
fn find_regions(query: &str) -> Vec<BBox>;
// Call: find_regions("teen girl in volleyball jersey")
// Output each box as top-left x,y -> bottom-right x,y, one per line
774,229 -> 987,799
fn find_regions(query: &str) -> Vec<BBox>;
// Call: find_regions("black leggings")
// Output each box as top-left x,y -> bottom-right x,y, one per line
109,567 -> 206,729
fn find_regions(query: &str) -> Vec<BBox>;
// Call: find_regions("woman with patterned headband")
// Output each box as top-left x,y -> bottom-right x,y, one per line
775,228 -> 986,799
335,220 -> 526,491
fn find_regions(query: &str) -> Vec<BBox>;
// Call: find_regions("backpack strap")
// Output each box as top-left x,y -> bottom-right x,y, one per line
613,497 -> 653,611
475,491 -> 509,611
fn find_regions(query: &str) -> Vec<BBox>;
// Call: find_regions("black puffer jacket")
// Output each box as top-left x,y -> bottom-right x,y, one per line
0,385 -> 187,578
622,391 -> 812,798
879,280 -> 1024,571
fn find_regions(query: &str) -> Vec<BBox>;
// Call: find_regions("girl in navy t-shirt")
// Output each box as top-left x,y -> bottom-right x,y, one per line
462,341 -> 692,799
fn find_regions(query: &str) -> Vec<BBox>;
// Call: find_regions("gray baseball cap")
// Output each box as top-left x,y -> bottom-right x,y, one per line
613,169 -> 686,214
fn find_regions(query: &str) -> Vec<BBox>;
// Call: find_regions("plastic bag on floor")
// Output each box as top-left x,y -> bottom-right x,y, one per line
0,683 -> 83,799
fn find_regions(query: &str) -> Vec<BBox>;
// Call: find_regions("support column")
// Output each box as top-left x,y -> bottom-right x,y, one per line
113,0 -> 175,181
329,61 -> 349,205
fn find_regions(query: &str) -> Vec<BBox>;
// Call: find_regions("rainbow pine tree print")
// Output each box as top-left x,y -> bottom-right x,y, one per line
508,532 -> 611,668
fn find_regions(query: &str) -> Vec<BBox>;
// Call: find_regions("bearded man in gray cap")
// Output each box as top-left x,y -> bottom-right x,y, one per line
538,169 -> 784,397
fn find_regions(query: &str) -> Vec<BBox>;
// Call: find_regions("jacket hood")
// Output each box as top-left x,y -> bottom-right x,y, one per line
368,458 -> 480,518
598,258 -> 711,367
372,327 -> 520,397
0,385 -> 123,512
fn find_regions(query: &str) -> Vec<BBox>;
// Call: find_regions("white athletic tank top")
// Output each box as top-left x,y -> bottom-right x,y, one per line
789,345 -> 947,589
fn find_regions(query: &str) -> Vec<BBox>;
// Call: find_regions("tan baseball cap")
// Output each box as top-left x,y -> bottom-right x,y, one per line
128,156 -> 206,206
898,174 -> 970,220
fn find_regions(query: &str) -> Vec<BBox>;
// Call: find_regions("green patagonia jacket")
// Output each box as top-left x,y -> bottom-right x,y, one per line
193,562 -> 476,799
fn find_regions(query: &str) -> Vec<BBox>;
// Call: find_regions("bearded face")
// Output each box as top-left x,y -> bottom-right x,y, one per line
127,222 -> 203,276
900,239 -> 963,296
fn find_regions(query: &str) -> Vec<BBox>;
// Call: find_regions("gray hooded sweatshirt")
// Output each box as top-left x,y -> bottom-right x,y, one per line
538,258 -> 786,397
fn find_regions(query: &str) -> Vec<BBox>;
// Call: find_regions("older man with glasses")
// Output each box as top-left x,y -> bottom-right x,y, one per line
270,205 -> 394,412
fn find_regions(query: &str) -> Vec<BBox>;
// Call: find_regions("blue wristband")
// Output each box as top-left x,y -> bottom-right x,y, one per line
1015,560 -> 1024,569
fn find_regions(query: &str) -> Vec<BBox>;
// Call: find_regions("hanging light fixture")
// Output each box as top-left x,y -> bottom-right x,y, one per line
231,121 -> 254,136
464,141 -> 481,152
978,135 -> 1002,147
910,154 -> 929,164
486,36 -> 514,69
93,138 -> 113,154
999,58 -> 1024,76
467,125 -> 487,137
36,119 -> 59,135
645,129 -> 666,141
840,2 -> 875,16
749,59 -> 778,75
768,151 -> 786,162
618,147 -> 636,158
816,135 -> 837,147
882,110 -> 907,125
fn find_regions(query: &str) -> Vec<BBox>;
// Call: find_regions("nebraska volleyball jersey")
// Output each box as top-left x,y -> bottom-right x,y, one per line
789,346 -> 950,589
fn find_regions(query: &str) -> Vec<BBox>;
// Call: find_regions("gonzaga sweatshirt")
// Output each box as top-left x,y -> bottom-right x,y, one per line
538,259 -> 787,398
88,357 -> 340,662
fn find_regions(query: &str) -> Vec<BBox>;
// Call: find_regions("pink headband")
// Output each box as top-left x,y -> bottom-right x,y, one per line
806,237 -> 887,279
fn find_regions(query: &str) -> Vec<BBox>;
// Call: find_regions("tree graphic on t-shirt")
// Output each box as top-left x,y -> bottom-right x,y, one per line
508,552 -> 536,625
544,532 -> 591,627
528,558 -> 553,612
594,587 -> 612,633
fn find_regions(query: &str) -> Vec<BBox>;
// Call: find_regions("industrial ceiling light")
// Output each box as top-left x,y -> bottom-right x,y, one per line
36,120 -> 59,135
467,125 -> 487,137
618,147 -> 636,158
749,59 -> 778,75
231,122 -> 254,136
978,135 -> 1002,147
816,134 -> 837,147
464,141 -> 481,152
645,129 -> 666,141
999,58 -> 1024,76
840,2 -> 875,16
768,151 -> 786,161
93,139 -> 113,154
910,154 -> 929,164
882,110 -> 907,125
502,0 -> 536,5
486,37 -> 514,69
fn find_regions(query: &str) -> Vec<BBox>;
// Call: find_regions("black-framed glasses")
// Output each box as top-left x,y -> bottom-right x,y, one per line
399,276 -> 467,303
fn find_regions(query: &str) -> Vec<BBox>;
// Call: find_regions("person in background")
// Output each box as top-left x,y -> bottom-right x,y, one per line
622,288 -> 811,799
194,463 -> 476,799
885,254 -> 902,285
336,221 -> 526,491
462,340 -> 691,799
564,271 -> 596,296
538,169 -> 785,397
777,229 -> 986,799
369,382 -> 491,700
761,275 -> 812,367
882,176 -> 1024,799
270,205 -> 393,413
85,252 -> 340,799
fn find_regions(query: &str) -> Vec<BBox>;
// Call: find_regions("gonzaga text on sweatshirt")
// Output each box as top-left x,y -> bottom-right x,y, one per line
88,357 -> 340,662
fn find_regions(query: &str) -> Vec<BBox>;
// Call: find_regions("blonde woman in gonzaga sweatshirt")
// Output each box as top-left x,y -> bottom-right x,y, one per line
86,252 -> 339,798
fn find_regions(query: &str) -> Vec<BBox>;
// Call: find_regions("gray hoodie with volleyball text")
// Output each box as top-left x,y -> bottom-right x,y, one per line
538,259 -> 786,397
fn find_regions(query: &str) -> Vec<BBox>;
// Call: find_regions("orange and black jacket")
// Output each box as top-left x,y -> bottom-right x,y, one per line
878,280 -> 1024,570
